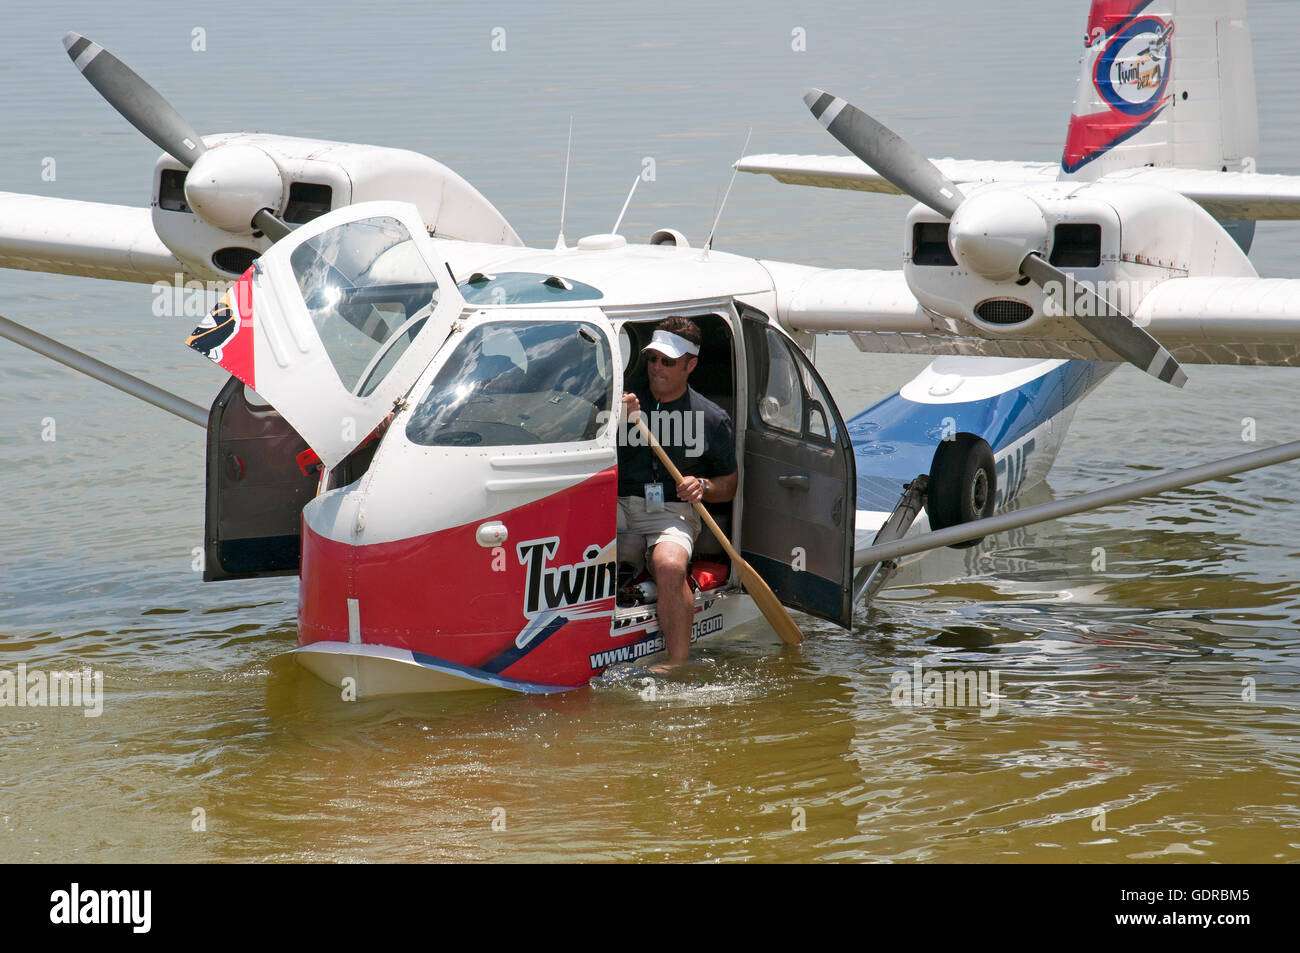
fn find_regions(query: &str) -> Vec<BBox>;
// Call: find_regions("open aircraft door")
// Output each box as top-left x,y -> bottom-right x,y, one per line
739,314 -> 857,627
188,200 -> 465,579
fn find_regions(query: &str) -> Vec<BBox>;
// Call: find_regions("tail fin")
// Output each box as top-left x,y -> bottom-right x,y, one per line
1060,0 -> 1258,179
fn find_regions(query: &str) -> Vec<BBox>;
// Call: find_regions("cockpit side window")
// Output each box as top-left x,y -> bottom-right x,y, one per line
405,321 -> 612,448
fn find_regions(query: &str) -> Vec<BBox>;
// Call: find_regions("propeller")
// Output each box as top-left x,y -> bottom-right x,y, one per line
62,32 -> 291,241
804,87 -> 1187,388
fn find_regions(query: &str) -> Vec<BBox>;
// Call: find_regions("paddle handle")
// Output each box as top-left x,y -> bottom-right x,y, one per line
632,415 -> 803,645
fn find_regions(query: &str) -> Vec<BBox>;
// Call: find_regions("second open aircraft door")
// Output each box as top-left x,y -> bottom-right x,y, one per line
738,314 -> 857,628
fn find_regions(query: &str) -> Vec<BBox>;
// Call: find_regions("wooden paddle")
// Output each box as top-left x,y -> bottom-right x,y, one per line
633,416 -> 803,645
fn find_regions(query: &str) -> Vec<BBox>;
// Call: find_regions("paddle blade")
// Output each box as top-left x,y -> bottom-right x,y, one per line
735,556 -> 804,645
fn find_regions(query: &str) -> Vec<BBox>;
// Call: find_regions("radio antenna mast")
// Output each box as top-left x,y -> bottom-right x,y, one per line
701,127 -> 752,260
611,173 -> 641,235
556,117 -> 573,251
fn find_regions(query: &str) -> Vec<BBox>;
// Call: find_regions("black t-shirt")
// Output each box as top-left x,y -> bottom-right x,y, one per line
617,381 -> 737,501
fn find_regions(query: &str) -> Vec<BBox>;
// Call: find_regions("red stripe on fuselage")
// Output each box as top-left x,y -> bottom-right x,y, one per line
298,467 -> 622,686
222,269 -> 257,390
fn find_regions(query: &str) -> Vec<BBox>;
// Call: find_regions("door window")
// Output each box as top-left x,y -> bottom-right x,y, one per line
757,328 -> 836,443
758,328 -> 804,434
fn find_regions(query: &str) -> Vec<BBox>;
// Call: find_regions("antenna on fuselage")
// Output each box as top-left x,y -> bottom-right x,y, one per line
611,173 -> 641,236
555,116 -> 574,252
701,127 -> 752,261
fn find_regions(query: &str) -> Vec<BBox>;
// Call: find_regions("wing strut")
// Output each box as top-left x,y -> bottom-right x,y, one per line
853,441 -> 1300,572
853,475 -> 928,606
0,314 -> 206,427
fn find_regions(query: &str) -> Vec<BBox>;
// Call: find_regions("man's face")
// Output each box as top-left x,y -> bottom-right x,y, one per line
646,349 -> 696,400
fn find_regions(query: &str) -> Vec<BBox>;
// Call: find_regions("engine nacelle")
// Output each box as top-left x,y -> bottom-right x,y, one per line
903,182 -> 1257,338
151,133 -> 523,281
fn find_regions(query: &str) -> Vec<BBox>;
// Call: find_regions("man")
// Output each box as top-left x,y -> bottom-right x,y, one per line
618,316 -> 738,669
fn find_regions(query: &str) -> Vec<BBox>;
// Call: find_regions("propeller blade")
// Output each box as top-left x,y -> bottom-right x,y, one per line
252,208 -> 292,243
1019,253 -> 1187,388
62,32 -> 207,168
804,88 -> 964,218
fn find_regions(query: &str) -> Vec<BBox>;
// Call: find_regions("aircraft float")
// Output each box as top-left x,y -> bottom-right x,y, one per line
4,0 -> 1300,696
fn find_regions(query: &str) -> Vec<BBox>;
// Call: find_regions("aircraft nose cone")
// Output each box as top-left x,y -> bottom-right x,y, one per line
948,190 -> 1047,282
183,144 -> 284,234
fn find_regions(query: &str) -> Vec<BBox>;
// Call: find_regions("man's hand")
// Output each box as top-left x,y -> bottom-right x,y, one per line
677,476 -> 707,504
621,392 -> 641,423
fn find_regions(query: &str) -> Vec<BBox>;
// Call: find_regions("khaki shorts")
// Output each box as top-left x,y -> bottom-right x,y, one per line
617,495 -> 702,572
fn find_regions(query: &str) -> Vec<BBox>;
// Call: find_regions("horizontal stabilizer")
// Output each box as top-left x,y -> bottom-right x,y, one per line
737,154 -> 1056,195
1090,166 -> 1300,221
740,154 -> 1300,222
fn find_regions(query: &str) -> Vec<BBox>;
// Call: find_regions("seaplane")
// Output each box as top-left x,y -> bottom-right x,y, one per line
4,0 -> 1300,697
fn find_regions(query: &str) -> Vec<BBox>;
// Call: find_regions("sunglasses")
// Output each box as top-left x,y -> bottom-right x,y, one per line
646,353 -> 680,367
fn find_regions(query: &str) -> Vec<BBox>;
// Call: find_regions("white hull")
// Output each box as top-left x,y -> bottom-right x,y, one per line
293,586 -> 764,698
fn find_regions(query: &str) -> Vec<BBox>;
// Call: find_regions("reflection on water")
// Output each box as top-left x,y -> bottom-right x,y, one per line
2,0 -> 1300,863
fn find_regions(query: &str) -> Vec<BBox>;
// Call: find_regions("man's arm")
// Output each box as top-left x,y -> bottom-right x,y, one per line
676,470 -> 737,504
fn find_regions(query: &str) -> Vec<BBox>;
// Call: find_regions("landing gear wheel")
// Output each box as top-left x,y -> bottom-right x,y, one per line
925,434 -> 996,549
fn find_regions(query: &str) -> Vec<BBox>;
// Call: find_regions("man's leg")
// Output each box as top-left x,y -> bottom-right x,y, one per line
648,540 -> 693,665
616,496 -> 646,575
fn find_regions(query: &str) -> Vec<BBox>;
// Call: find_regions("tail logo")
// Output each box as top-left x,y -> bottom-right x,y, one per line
1094,17 -> 1172,115
1063,13 -> 1173,173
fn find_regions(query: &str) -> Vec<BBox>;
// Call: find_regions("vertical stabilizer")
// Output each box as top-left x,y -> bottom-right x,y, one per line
1060,0 -> 1258,179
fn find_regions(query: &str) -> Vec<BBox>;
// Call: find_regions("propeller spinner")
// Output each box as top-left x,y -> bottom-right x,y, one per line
805,87 -> 1187,388
62,32 -> 292,242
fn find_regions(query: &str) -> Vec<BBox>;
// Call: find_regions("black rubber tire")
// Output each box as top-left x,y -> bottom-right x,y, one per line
925,434 -> 996,549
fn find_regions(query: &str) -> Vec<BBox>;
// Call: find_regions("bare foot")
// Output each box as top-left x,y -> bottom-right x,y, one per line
646,658 -> 686,675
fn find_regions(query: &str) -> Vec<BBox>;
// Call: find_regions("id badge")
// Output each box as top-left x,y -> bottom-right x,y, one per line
644,482 -> 665,513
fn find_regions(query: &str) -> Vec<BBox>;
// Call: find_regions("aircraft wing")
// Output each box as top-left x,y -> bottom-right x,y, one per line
0,192 -> 182,284
737,154 -> 1058,195
776,271 -> 1300,369
740,154 -> 1300,221
760,262 -> 932,332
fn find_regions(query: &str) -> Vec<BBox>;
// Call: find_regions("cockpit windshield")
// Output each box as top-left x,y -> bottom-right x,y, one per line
289,215 -> 440,395
406,320 -> 612,447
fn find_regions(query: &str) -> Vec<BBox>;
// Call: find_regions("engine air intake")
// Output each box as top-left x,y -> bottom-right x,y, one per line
974,298 -> 1033,325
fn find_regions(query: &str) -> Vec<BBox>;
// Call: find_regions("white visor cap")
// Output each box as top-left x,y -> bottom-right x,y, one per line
643,329 -> 700,360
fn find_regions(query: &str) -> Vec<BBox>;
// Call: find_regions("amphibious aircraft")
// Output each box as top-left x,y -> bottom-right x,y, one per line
4,0 -> 1300,695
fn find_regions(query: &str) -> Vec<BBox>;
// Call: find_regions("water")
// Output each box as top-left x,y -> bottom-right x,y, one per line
1,0 -> 1298,863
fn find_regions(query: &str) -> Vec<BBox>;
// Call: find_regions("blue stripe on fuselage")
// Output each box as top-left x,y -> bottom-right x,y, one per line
847,360 -> 1113,510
